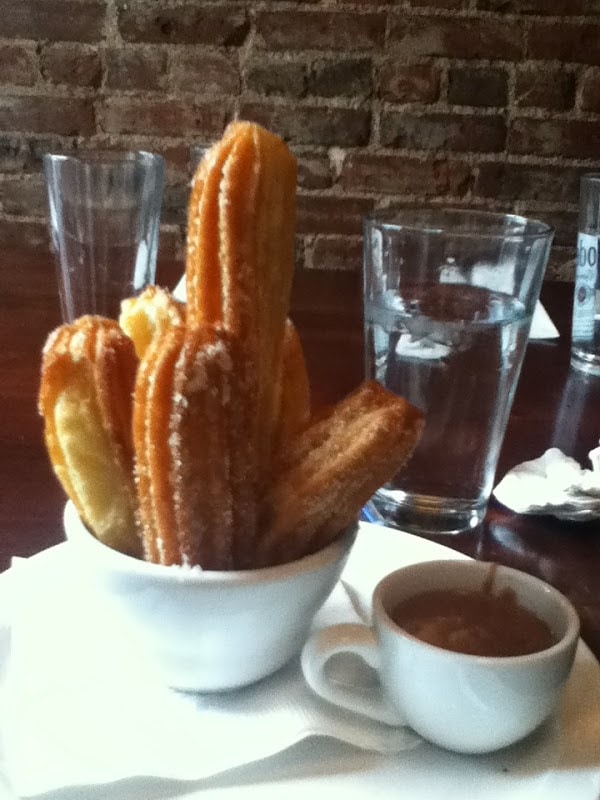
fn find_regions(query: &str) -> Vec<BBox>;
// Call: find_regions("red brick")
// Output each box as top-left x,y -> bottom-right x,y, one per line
0,96 -> 94,136
100,97 -> 229,137
309,235 -> 363,271
117,2 -> 249,46
0,45 -> 38,86
339,154 -> 471,196
515,65 -> 576,111
307,58 -> 372,98
0,137 -> 29,172
295,154 -> 332,189
477,0 -> 591,12
580,68 -> 600,112
256,10 -> 386,52
157,143 -> 196,179
0,176 -> 47,216
448,67 -> 508,107
40,44 -> 101,88
475,163 -> 581,203
25,136 -> 78,171
0,0 -> 105,42
297,194 -> 374,236
515,207 -> 577,247
380,112 -> 506,152
379,62 -> 440,103
509,118 -> 600,159
410,0 -> 467,7
170,51 -> 239,94
239,103 -> 371,147
389,15 -> 524,60
246,59 -> 306,98
528,22 -> 600,66
104,48 -> 168,91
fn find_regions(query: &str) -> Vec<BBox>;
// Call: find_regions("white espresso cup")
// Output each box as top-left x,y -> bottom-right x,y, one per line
63,501 -> 356,692
301,559 -> 579,754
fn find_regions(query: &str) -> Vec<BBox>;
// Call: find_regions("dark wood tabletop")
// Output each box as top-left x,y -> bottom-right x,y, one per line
1,247 -> 599,659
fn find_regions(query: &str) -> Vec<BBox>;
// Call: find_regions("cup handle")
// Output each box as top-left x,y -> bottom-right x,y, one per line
301,623 -> 406,726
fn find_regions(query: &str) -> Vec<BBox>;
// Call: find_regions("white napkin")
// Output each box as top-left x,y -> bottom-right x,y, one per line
0,526 -> 420,798
530,301 -> 559,339
493,444 -> 600,520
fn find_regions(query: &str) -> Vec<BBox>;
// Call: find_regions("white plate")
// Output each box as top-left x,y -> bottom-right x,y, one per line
0,526 -> 599,800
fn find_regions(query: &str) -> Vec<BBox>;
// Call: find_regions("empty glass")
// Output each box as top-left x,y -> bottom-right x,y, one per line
43,151 -> 165,321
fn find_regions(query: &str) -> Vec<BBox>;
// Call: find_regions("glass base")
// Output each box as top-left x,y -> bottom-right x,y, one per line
372,489 -> 487,536
571,348 -> 600,377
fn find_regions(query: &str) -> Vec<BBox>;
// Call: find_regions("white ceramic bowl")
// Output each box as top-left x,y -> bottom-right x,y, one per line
63,501 -> 356,692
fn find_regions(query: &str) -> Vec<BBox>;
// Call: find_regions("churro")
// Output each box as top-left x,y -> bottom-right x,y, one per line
119,286 -> 185,359
258,381 -> 424,566
133,324 -> 257,568
186,122 -> 297,481
39,316 -> 141,556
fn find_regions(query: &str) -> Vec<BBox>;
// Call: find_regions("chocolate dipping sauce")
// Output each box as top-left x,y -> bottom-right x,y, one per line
390,576 -> 554,657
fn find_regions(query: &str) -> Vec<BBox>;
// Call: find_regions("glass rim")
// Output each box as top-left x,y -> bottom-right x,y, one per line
42,150 -> 164,168
364,207 -> 554,242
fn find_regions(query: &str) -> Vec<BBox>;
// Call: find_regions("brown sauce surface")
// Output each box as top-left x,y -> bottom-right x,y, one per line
390,584 -> 555,657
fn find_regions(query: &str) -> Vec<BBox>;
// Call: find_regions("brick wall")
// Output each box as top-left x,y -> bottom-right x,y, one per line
1,1 -> 600,281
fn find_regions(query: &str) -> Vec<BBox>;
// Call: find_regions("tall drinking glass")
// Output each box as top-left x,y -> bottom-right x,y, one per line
364,209 -> 553,535
43,151 -> 165,322
572,173 -> 600,376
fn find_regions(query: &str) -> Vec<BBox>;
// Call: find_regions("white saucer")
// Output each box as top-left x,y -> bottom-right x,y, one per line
0,526 -> 598,800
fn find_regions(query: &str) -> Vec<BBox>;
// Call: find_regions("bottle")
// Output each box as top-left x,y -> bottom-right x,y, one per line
572,174 -> 600,376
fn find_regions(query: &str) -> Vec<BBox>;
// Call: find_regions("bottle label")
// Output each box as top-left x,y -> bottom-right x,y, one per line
572,232 -> 598,341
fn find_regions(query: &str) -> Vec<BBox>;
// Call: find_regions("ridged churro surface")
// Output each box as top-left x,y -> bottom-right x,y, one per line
186,122 -> 297,483
258,381 -> 424,566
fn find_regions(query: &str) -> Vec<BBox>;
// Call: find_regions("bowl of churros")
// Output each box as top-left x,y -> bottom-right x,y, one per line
38,122 -> 424,692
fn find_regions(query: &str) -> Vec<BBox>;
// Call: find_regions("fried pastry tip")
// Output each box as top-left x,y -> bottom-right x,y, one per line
39,316 -> 141,556
119,286 -> 185,359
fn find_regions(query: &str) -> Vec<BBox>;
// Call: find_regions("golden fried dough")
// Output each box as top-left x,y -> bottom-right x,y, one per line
185,122 -> 297,482
39,316 -> 141,556
119,286 -> 185,359
258,381 -> 424,566
133,325 -> 257,568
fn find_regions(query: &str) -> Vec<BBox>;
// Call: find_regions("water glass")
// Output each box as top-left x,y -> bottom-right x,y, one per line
572,173 -> 600,376
364,209 -> 553,535
43,151 -> 165,322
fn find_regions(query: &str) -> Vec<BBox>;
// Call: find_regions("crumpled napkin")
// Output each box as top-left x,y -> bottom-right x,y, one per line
172,277 -> 558,340
0,525 -> 420,798
493,444 -> 600,520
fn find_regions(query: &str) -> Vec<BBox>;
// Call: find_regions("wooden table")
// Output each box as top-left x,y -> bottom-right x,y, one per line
1,248 -> 599,658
